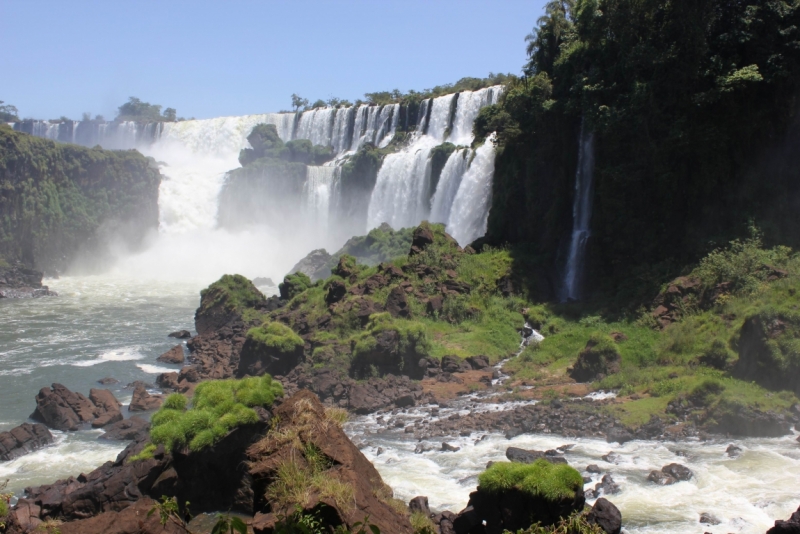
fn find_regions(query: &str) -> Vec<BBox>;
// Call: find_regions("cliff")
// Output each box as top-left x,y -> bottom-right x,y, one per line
0,125 -> 161,273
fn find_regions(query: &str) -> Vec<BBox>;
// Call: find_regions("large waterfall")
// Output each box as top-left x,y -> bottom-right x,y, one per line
15,87 -> 502,279
561,126 -> 596,301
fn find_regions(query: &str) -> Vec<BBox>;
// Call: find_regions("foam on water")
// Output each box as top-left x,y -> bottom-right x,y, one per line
137,363 -> 178,374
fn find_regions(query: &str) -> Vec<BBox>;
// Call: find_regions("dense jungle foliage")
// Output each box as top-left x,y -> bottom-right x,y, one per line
479,0 -> 800,301
0,124 -> 161,272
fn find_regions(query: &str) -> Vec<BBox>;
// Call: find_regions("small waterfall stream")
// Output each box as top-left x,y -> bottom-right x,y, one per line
561,126 -> 595,301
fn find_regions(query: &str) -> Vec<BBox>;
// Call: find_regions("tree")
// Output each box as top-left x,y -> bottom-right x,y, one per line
82,112 -> 92,121
311,99 -> 326,109
0,101 -> 19,122
116,96 -> 173,121
163,107 -> 177,122
291,94 -> 309,112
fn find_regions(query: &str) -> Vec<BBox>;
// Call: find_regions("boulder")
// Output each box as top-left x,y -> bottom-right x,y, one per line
726,444 -> 742,457
586,498 -> 622,534
0,423 -> 54,461
31,384 -> 120,431
156,372 -> 180,390
466,356 -> 491,370
128,383 -> 165,412
97,377 -> 118,385
409,496 -> 431,516
768,504 -> 800,534
156,345 -> 185,364
442,442 -> 461,452
167,330 -> 192,339
426,295 -> 444,315
699,512 -> 721,525
441,355 -> 471,374
586,464 -> 602,474
594,474 -> 621,495
409,224 -> 435,255
386,286 -> 410,318
98,416 -> 150,441
647,470 -> 675,485
325,279 -> 347,305
57,498 -> 185,534
506,447 -> 567,465
568,336 -> 621,382
662,462 -> 693,481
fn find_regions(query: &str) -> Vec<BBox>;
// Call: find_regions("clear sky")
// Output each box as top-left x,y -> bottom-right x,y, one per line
0,0 -> 545,121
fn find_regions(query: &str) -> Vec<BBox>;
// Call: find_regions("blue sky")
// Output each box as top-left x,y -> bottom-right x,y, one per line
0,0 -> 545,120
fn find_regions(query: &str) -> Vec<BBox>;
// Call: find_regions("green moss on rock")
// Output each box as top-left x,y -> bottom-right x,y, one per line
478,459 -> 584,501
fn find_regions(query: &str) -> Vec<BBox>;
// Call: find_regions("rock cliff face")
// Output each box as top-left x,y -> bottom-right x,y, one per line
0,264 -> 56,298
0,125 -> 160,274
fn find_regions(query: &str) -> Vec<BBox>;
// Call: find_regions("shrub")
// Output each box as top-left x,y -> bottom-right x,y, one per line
146,375 -> 283,453
247,322 -> 305,354
478,459 -> 584,500
691,378 -> 726,404
280,272 -> 313,300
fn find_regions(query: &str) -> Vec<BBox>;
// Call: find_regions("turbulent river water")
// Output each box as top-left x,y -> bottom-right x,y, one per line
1,278 -> 799,533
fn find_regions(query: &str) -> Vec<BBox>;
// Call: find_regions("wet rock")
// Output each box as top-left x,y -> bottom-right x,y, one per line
647,470 -> 676,485
699,512 -> 721,525
156,372 -> 180,391
0,265 -> 57,299
415,443 -> 435,454
506,447 -> 567,465
594,474 -> 621,496
128,383 -> 165,412
409,496 -> 431,516
768,504 -> 800,534
587,498 -> 621,534
97,377 -> 118,385
0,423 -> 54,461
442,442 -> 461,452
98,416 -> 150,441
157,344 -> 185,364
31,384 -> 120,431
662,462 -> 693,481
601,452 -> 620,464
587,464 -> 602,474
89,389 -> 123,428
168,330 -> 192,339
606,428 -> 634,444
726,444 -> 743,457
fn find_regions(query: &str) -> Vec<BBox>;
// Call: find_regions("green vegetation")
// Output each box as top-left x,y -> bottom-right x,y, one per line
481,0 -> 800,299
478,459 -> 584,501
116,97 -> 178,122
0,125 -> 160,271
516,512 -> 604,534
280,272 -> 313,300
140,376 -> 283,453
247,321 -> 305,354
199,274 -> 267,324
238,124 -> 334,167
329,224 -> 415,269
0,101 -> 18,122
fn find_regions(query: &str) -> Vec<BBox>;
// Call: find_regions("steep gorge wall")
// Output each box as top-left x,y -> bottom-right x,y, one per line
0,125 -> 161,273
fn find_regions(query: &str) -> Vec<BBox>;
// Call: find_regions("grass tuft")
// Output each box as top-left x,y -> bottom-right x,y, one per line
478,459 -> 584,501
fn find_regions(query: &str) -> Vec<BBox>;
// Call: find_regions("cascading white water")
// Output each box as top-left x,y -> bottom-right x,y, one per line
303,166 -> 336,229
446,135 -> 497,245
561,125 -> 595,301
448,86 -> 501,145
430,148 -> 469,224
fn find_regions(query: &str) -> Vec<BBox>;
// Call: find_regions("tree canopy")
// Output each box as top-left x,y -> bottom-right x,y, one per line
116,97 -> 177,122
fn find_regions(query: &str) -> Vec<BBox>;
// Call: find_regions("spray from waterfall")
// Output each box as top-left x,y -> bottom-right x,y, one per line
561,125 -> 595,301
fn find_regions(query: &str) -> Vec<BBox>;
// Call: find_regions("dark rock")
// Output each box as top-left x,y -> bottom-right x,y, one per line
98,416 -> 150,441
647,470 -> 676,485
97,377 -> 118,385
89,389 -> 123,428
466,356 -> 490,370
606,428 -> 634,444
735,314 -> 800,398
594,474 -> 621,495
0,423 -> 54,461
0,265 -> 57,299
167,330 -> 192,339
699,512 -> 721,525
409,496 -> 431,516
128,383 -> 165,412
409,224 -> 435,255
325,279 -> 347,305
156,372 -> 180,390
441,355 -> 471,374
568,338 -> 621,383
768,504 -> 800,534
415,443 -> 435,454
587,498 -> 622,534
386,286 -> 410,318
602,452 -> 620,464
31,384 -> 120,431
426,295 -> 444,316
442,442 -> 461,452
662,462 -> 693,481
156,344 -> 185,364
586,464 -> 602,474
726,444 -> 742,457
506,447 -> 567,465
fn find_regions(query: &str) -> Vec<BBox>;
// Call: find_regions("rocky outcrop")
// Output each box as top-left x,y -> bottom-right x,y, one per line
506,447 -> 567,465
0,423 -> 53,461
647,463 -> 693,485
768,504 -> 800,534
248,390 -> 412,534
0,264 -> 57,298
587,498 -> 622,534
31,384 -> 122,431
129,383 -> 165,412
290,248 -> 333,281
237,322 -> 304,378
156,345 -> 185,364
98,416 -> 150,441
734,314 -> 800,396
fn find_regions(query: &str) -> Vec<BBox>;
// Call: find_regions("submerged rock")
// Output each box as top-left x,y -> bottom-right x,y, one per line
167,329 -> 192,339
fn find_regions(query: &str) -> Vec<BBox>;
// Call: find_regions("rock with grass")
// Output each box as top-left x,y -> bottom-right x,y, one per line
238,321 -> 305,377
454,459 -> 586,533
568,333 -> 621,382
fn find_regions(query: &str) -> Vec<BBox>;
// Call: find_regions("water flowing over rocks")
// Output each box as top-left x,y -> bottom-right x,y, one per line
0,264 -> 57,298
0,423 -> 53,461
31,384 -> 122,431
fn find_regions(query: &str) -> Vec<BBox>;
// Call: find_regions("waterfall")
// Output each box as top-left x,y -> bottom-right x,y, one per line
561,126 -> 596,301
303,166 -> 336,229
445,136 -> 497,245
430,148 -> 469,224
